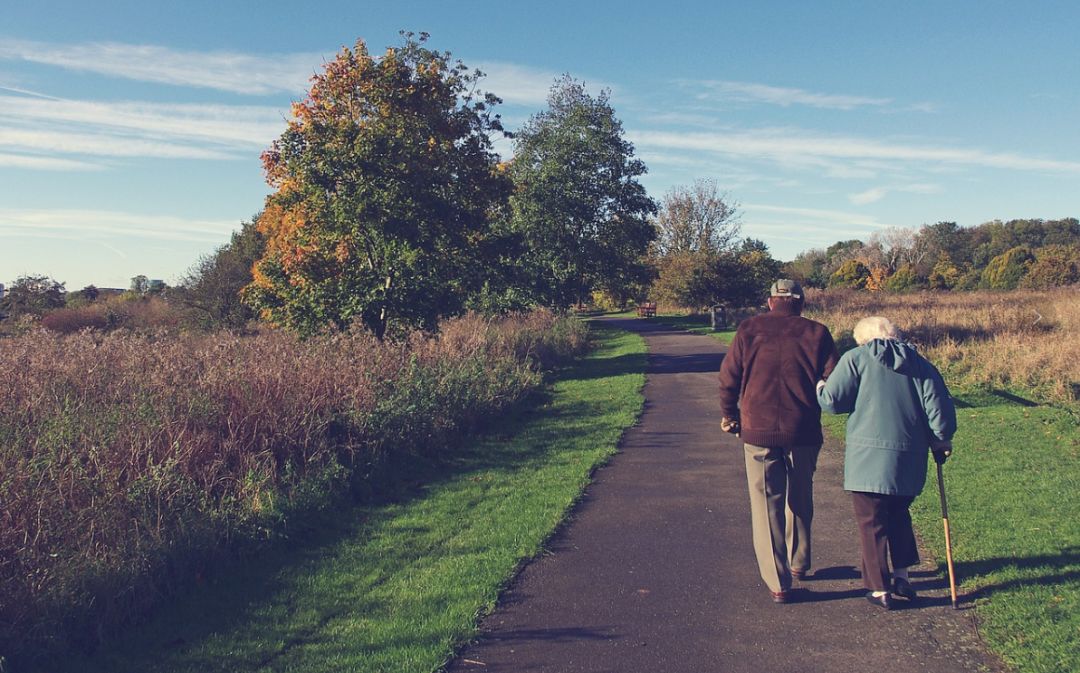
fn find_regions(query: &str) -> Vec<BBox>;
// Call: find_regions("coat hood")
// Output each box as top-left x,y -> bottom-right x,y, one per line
864,338 -> 920,375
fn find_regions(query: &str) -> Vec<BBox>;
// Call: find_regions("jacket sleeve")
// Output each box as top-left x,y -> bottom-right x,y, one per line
820,327 -> 840,380
717,331 -> 744,420
817,350 -> 859,414
920,362 -> 957,442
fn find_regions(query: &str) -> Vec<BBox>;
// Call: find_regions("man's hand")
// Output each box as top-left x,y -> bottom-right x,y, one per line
930,438 -> 952,464
721,417 -> 740,435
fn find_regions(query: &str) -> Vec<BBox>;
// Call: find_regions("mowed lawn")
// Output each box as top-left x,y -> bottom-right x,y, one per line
49,323 -> 646,673
822,391 -> 1080,673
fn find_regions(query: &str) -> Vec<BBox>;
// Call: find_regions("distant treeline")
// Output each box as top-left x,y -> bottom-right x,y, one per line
784,218 -> 1080,291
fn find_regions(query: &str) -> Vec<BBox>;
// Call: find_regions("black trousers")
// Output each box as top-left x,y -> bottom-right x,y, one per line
851,491 -> 920,592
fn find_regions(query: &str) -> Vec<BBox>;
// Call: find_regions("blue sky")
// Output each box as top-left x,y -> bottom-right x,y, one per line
2,0 -> 1078,290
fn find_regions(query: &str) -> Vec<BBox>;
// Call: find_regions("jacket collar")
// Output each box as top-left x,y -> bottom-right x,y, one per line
768,302 -> 801,317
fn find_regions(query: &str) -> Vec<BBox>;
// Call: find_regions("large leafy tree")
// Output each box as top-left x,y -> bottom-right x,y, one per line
245,32 -> 510,338
509,76 -> 656,307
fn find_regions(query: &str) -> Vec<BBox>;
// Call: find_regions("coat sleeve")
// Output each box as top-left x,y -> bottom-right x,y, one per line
817,350 -> 859,414
820,327 -> 840,380
717,330 -> 744,420
920,362 -> 957,441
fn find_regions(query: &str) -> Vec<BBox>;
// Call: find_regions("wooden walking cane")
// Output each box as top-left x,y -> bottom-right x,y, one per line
936,462 -> 959,609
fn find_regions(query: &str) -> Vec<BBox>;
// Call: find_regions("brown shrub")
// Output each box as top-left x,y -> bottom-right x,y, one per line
0,309 -> 587,663
39,296 -> 185,335
804,288 -> 1080,404
40,305 -> 111,333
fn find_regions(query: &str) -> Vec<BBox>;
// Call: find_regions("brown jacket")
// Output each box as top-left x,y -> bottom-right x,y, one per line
718,303 -> 839,448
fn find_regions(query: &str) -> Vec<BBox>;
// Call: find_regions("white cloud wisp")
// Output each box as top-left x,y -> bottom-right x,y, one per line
630,128 -> 1080,176
0,208 -> 241,243
0,38 -> 323,95
691,80 -> 892,110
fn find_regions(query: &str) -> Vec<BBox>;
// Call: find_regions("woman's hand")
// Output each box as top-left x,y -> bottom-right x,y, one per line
930,438 -> 952,464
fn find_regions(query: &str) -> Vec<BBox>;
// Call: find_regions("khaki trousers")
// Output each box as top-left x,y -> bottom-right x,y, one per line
743,442 -> 821,592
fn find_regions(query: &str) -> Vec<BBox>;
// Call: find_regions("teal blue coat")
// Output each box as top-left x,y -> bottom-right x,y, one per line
817,339 -> 957,496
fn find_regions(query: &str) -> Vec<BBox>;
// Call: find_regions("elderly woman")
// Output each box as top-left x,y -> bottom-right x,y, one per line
816,317 -> 956,610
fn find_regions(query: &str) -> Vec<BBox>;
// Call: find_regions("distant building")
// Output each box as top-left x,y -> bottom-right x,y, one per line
0,282 -> 5,301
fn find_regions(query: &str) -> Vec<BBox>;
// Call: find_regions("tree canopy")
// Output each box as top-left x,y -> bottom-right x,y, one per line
244,32 -> 510,338
508,75 -> 656,307
0,275 -> 66,320
784,218 -> 1080,292
653,179 -> 740,256
178,216 -> 267,329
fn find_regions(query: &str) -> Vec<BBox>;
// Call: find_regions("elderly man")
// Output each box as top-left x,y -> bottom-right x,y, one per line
717,279 -> 839,603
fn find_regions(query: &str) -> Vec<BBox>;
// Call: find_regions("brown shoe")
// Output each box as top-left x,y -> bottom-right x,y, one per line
792,569 -> 809,581
771,590 -> 790,604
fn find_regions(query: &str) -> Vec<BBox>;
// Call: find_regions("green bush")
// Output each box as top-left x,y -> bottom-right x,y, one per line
928,256 -> 961,290
828,259 -> 870,289
982,246 -> 1035,289
1020,244 -> 1080,289
883,263 -> 921,292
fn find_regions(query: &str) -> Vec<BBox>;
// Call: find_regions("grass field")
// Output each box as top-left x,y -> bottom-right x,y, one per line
39,323 -> 646,673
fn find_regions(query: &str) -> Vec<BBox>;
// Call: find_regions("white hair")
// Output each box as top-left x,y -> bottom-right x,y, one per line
853,316 -> 900,345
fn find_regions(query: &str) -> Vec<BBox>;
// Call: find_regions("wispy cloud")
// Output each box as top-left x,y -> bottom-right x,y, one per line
474,61 -> 618,110
0,93 -> 287,168
849,187 -> 889,205
0,95 -> 283,147
739,203 -> 902,254
0,38 -> 323,95
0,38 -> 581,106
0,152 -> 102,171
848,183 -> 942,205
629,128 -> 1080,175
744,203 -> 898,230
0,83 -> 62,99
474,62 -> 560,106
0,208 -> 239,243
689,80 -> 892,110
0,128 -> 234,160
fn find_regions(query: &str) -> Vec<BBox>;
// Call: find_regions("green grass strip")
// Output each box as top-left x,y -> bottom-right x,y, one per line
639,312 -> 737,345
47,323 -> 645,673
822,393 -> 1080,673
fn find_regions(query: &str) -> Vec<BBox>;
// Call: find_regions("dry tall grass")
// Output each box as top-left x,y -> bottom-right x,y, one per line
804,288 -> 1080,404
0,310 -> 587,662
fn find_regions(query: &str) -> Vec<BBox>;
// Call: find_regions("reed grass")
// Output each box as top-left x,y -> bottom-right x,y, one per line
0,310 -> 587,667
805,287 -> 1080,405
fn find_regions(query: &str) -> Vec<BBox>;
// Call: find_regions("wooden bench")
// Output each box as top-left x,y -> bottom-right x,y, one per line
637,301 -> 656,318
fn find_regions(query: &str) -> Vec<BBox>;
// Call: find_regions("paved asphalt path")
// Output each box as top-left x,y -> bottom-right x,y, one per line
448,318 -> 1003,673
